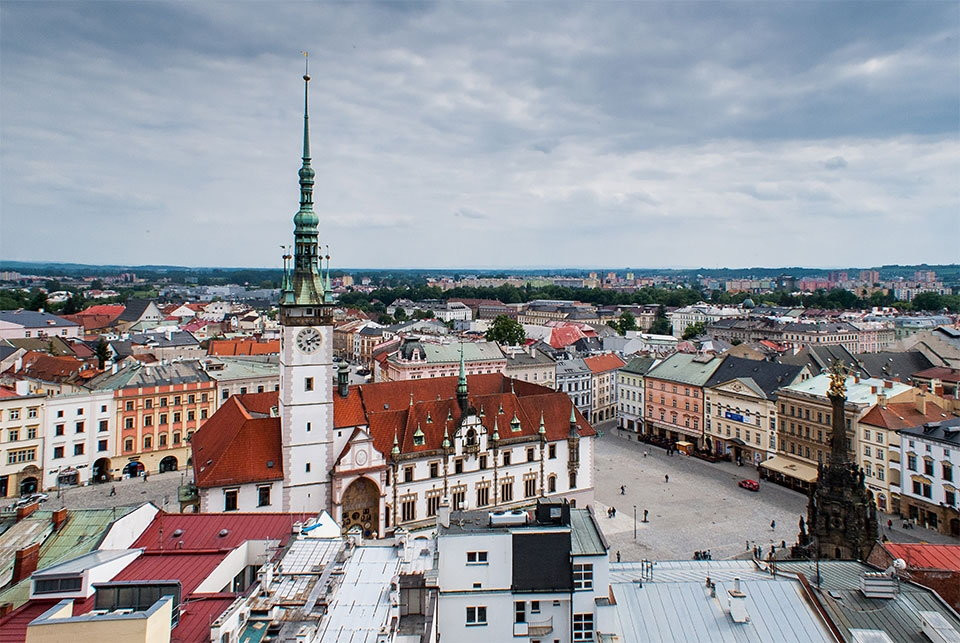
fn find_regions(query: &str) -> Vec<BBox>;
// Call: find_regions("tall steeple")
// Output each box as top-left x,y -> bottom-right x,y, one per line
281,53 -> 327,309
456,342 -> 469,415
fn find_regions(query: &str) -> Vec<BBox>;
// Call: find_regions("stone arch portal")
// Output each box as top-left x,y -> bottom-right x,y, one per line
340,477 -> 380,538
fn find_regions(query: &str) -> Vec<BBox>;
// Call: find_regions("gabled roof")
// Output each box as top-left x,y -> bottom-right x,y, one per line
78,304 -> 125,317
192,394 -> 283,488
208,338 -> 280,356
15,351 -> 90,383
705,356 -> 803,397
85,360 -> 211,390
6,336 -> 77,357
117,299 -> 157,322
646,352 -> 724,387
193,374 -> 593,489
583,353 -> 626,374
912,367 -> 960,383
855,351 -> 933,381
860,401 -> 950,430
132,510 -> 309,551
0,310 -> 78,329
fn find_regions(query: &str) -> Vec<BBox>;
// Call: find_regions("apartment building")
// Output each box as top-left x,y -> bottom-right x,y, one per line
0,384 -> 44,497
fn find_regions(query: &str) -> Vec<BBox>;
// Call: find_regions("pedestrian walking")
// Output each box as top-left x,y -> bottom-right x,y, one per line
664,474 -> 669,483
770,519 -> 776,531
109,485 -> 116,497
643,509 -> 649,522
620,485 -> 626,495
887,519 -> 893,530
143,471 -> 148,482
616,551 -> 621,562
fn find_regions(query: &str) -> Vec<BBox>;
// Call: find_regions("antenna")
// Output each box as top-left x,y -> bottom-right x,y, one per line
300,50 -> 309,79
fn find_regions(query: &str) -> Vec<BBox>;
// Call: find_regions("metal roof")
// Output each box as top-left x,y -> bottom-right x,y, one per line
569,508 -> 606,556
646,353 -> 724,387
776,560 -> 960,643
0,310 -> 79,328
32,549 -> 139,577
609,577 -> 835,642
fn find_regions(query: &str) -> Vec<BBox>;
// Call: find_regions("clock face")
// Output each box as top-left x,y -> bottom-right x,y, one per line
296,327 -> 322,354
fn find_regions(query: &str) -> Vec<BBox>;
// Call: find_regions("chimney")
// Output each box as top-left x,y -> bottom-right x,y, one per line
12,543 -> 40,583
14,380 -> 30,396
871,386 -> 877,394
14,357 -> 23,372
16,501 -> 40,522
437,496 -> 451,529
877,393 -> 887,409
727,577 -> 750,623
884,380 -> 893,389
52,507 -> 68,531
917,390 -> 928,416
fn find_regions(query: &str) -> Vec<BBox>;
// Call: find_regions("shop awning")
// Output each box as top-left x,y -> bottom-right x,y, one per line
759,456 -> 818,483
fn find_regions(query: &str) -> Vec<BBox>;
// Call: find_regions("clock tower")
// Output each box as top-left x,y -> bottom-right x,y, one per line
278,62 -> 336,513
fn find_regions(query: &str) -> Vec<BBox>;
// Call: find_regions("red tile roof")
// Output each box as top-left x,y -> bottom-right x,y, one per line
913,367 -> 960,383
208,339 -> 280,356
0,600 -> 61,643
194,374 -> 594,488
859,401 -> 949,430
548,325 -> 586,349
16,351 -> 88,382
112,552 -> 225,593
78,304 -> 125,317
584,353 -> 627,374
192,395 -> 284,488
882,543 -> 960,571
169,595 -> 236,643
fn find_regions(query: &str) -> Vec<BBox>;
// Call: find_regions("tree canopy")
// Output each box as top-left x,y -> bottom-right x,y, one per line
485,315 -> 526,346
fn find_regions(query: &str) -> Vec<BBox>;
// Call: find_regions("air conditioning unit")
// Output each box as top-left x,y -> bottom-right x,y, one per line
489,510 -> 528,527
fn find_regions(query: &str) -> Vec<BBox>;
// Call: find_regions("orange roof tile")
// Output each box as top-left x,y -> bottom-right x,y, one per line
207,339 -> 280,356
860,401 -> 950,430
584,353 -> 627,374
882,543 -> 960,571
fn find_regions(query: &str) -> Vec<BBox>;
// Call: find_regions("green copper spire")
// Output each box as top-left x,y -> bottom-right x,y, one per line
281,54 -> 327,308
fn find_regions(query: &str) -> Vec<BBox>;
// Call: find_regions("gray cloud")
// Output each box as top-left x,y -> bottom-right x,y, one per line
0,1 -> 957,268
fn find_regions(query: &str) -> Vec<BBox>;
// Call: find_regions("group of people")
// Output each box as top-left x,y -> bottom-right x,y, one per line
693,549 -> 712,560
607,506 -> 618,518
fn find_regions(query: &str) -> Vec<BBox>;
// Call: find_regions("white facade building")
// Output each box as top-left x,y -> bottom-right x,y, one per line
43,390 -> 116,489
437,503 -> 609,643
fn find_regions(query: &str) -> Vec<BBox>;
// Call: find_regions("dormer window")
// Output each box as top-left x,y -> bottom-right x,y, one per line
414,425 -> 425,446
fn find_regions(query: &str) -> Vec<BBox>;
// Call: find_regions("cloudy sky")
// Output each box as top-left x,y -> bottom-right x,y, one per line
1,2 -> 957,270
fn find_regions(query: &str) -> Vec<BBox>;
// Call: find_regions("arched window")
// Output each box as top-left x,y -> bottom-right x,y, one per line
548,475 -> 557,493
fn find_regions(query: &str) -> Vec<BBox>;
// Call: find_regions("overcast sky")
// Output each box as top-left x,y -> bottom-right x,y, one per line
1,2 -> 957,270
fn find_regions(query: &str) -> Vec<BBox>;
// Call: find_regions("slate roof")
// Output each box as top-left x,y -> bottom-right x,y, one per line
704,356 -> 803,397
645,352 -> 724,387
129,330 -> 200,348
854,351 -> 934,381
394,340 -> 504,364
620,356 -> 657,376
899,416 -> 960,446
5,336 -> 76,357
117,299 -> 153,322
778,345 -> 857,375
0,310 -> 78,329
85,360 -> 211,391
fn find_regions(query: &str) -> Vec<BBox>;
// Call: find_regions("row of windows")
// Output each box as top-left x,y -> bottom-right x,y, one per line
401,446 -> 559,483
655,397 -> 700,412
52,441 -> 109,458
6,448 -> 36,464
21,328 -> 70,338
223,485 -> 273,511
54,405 -> 109,418
122,431 -> 190,453
905,456 -> 953,481
53,420 -> 108,436
649,381 -> 700,398
221,384 -> 278,399
123,393 -> 208,410
6,427 -> 39,442
466,606 -> 594,639
4,407 -> 40,421
123,409 -> 206,429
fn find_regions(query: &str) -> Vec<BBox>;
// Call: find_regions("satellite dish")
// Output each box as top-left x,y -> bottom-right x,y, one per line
893,558 -> 907,570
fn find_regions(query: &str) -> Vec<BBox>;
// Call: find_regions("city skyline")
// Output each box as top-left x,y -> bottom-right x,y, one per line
2,2 -> 958,269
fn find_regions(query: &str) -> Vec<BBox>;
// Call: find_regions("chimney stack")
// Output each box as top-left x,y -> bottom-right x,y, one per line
437,496 -> 451,529
12,543 -> 40,584
52,507 -> 68,531
877,393 -> 887,409
917,390 -> 928,416
727,577 -> 750,623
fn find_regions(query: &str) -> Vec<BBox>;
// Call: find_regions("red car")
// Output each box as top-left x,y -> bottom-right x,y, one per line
738,479 -> 760,492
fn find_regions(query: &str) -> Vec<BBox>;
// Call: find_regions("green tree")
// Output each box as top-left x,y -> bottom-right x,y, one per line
485,315 -> 526,346
617,311 -> 638,334
649,305 -> 671,335
27,289 -> 47,311
95,337 -> 110,369
61,292 -> 85,315
412,309 -> 434,320
911,291 -> 944,312
394,308 -> 408,322
682,321 -> 706,340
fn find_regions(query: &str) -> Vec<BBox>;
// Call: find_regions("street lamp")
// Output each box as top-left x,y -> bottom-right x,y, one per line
633,505 -> 637,540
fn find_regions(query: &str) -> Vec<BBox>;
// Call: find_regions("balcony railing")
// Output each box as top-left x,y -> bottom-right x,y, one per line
528,616 -> 553,637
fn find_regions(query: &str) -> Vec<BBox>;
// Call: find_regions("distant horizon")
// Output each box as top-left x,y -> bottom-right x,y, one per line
1,259 -> 957,275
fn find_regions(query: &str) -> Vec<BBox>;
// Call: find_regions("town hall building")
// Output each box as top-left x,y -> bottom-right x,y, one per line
189,70 -> 596,535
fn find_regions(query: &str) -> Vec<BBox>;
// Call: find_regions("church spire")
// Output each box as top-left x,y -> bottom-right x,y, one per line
281,53 -> 327,309
456,342 -> 468,415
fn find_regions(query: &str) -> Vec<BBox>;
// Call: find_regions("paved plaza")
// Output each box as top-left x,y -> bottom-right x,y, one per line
3,469 -> 191,514
592,427 -> 959,562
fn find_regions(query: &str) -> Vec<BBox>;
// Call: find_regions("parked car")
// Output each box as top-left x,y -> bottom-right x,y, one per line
738,479 -> 760,492
12,493 -> 48,508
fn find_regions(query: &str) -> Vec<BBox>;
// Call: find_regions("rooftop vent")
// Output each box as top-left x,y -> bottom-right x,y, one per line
266,460 -> 275,468
218,529 -> 229,537
860,571 -> 898,599
171,529 -> 183,537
